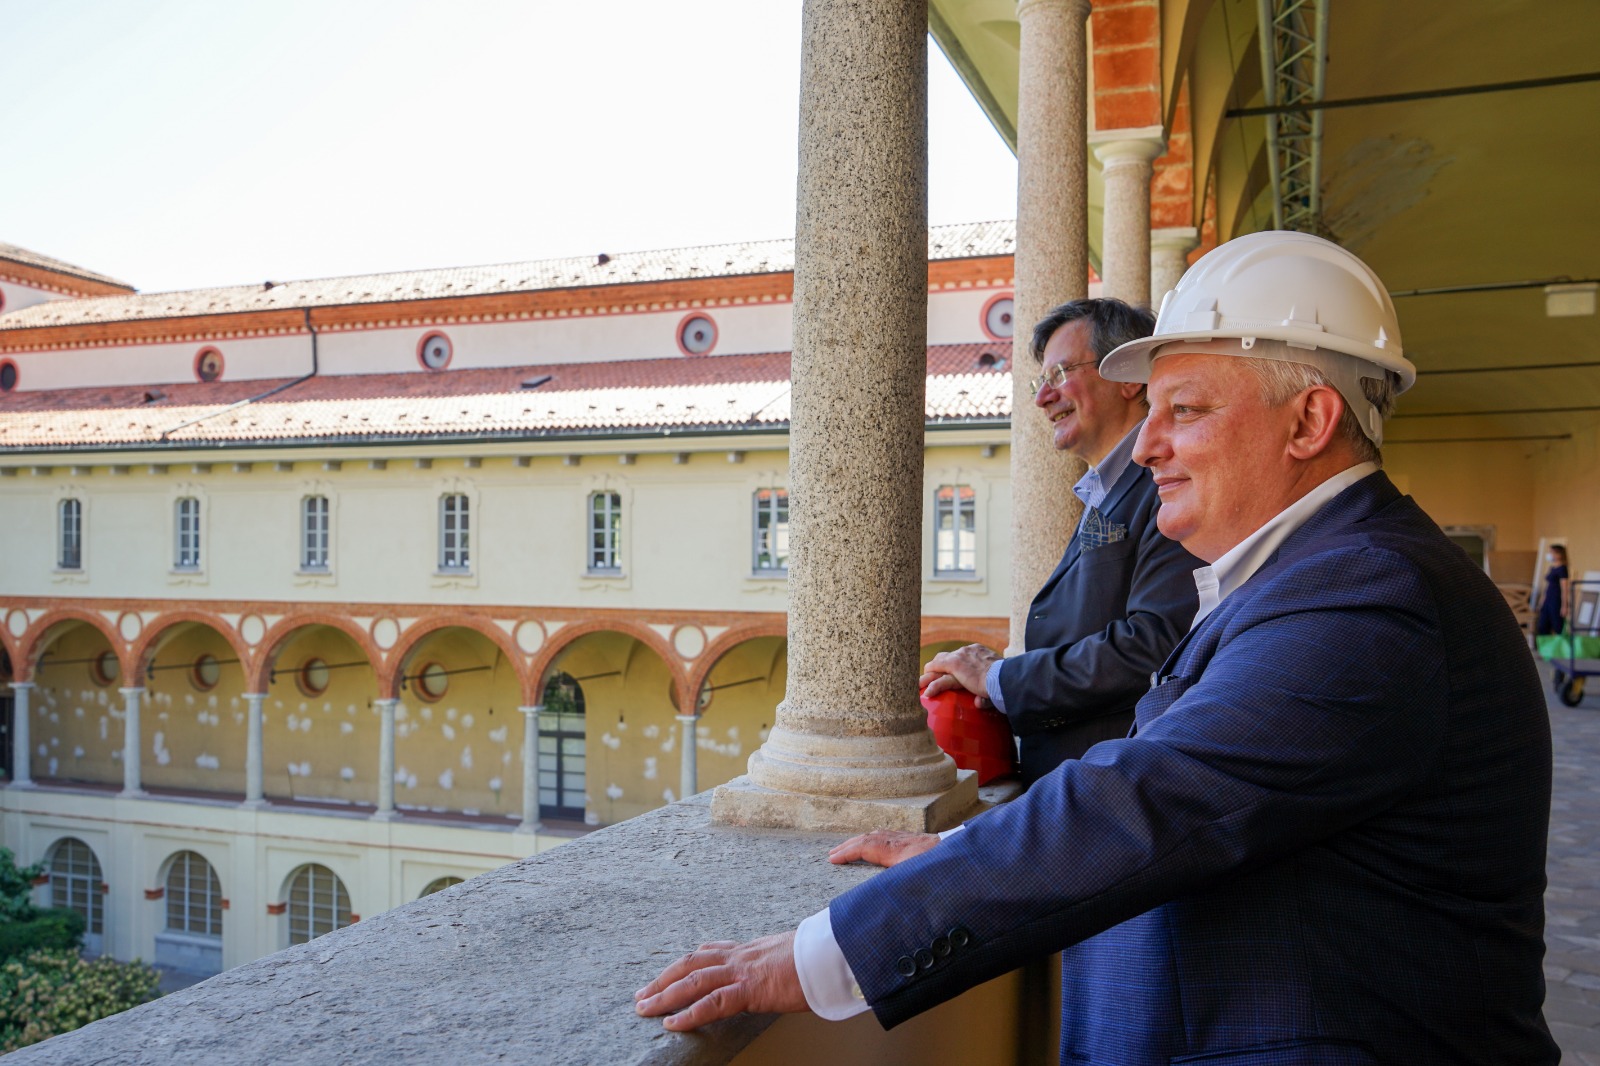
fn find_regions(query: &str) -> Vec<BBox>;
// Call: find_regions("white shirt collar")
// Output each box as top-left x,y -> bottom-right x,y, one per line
1191,462 -> 1380,625
1071,420 -> 1143,512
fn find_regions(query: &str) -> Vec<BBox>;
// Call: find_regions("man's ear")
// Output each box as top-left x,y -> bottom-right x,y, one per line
1118,381 -> 1145,402
1286,385 -> 1344,460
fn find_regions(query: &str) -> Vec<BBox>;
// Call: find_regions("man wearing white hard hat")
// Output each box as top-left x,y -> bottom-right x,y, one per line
637,232 -> 1557,1065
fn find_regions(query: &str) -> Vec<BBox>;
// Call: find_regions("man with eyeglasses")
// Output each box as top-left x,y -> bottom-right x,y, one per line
919,298 -> 1201,786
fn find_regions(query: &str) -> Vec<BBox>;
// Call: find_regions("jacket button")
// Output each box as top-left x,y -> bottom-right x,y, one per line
948,925 -> 972,949
915,948 -> 935,971
895,955 -> 917,978
931,936 -> 950,958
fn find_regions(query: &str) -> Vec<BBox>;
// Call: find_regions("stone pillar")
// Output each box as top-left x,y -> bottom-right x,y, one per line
8,682 -> 34,788
1090,127 -> 1165,306
242,693 -> 266,807
1010,0 -> 1094,654
517,705 -> 542,834
372,698 -> 398,821
119,686 -> 145,796
1149,225 -> 1200,310
676,714 -> 698,799
711,0 -> 974,833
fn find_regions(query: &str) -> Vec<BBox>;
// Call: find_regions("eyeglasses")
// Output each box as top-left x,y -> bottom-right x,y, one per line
1028,358 -> 1098,394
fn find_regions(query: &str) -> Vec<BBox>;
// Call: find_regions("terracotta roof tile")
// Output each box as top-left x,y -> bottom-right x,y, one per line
0,346 -> 1013,450
0,242 -> 134,291
0,221 -> 1016,332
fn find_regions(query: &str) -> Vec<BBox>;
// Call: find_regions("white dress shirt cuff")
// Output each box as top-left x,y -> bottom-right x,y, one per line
984,659 -> 1008,714
938,823 -> 966,840
793,907 -> 871,1020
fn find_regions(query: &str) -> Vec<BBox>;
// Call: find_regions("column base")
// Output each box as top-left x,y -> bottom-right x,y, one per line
710,770 -> 980,834
238,798 -> 269,810
513,820 -> 543,836
6,779 -> 36,791
119,788 -> 147,799
369,809 -> 400,823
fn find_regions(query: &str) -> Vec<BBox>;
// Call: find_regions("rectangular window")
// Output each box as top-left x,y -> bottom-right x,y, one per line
933,484 -> 977,575
301,495 -> 330,570
175,497 -> 201,570
58,498 -> 82,570
589,491 -> 622,572
439,494 -> 470,571
752,489 -> 789,572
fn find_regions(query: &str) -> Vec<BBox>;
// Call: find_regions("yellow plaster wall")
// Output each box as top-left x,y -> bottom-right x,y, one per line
29,625 -> 122,785
694,638 -> 786,794
549,633 -> 680,825
394,630 -> 522,817
140,625 -> 247,793
1533,423 -> 1600,581
1383,441 -> 1541,551
263,627 -> 379,806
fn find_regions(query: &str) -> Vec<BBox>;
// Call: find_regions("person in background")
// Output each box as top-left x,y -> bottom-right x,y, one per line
1537,543 -> 1570,635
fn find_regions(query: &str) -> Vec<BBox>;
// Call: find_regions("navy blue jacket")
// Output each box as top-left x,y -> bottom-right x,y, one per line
998,457 -> 1200,783
833,473 -> 1556,1064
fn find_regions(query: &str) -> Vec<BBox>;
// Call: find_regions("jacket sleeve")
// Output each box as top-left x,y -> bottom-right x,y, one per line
997,486 -> 1199,735
832,546 -> 1448,1029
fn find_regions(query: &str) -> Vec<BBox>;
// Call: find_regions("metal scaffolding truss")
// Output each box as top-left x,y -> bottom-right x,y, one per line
1255,0 -> 1329,233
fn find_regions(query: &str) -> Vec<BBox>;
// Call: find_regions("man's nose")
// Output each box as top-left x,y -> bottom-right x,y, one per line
1033,378 -> 1054,408
1132,417 -> 1163,468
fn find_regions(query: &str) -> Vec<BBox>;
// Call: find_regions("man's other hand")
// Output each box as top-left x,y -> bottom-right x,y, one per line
920,644 -> 1002,700
829,830 -> 941,868
634,932 -> 808,1031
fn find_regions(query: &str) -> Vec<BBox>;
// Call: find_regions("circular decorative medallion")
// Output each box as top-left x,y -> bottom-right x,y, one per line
671,625 -> 706,660
514,620 -> 545,655
371,617 -> 400,650
117,612 -> 144,642
5,609 -> 27,638
239,614 -> 266,647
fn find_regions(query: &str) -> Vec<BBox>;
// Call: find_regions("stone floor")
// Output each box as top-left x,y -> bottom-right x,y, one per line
1543,658 -> 1600,1063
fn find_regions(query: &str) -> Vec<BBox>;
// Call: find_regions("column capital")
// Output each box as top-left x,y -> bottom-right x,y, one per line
1089,125 -> 1167,167
518,704 -> 545,717
242,691 -> 267,702
117,685 -> 146,697
1151,225 -> 1200,249
8,680 -> 35,692
373,697 -> 400,709
1016,0 -> 1091,21
674,713 -> 699,724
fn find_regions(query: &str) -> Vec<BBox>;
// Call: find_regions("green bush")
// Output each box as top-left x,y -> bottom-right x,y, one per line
0,949 -> 160,1052
0,907 -> 85,961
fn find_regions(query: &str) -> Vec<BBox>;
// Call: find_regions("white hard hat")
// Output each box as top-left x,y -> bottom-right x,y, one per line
1100,231 -> 1416,443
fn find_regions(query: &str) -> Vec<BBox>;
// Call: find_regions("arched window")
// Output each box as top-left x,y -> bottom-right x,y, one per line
164,851 -> 222,937
539,672 -> 587,820
286,863 -> 351,945
58,498 -> 83,570
47,838 -> 104,951
419,876 -> 463,898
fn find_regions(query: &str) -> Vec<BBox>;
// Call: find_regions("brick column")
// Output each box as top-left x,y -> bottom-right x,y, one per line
517,705 -> 542,834
242,692 -> 266,807
676,714 -> 698,799
1010,0 -> 1094,654
711,0 -> 974,833
1091,128 -> 1166,305
8,682 -> 34,788
119,686 -> 145,796
372,698 -> 398,821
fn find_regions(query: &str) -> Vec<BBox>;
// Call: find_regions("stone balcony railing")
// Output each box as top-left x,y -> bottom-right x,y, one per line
6,790 -> 1031,1066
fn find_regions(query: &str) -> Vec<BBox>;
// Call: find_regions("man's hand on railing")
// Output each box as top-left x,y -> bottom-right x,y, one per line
635,933 -> 807,1031
829,830 -> 941,868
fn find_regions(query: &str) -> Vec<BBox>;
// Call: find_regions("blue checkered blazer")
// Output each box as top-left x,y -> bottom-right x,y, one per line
832,472 -> 1557,1064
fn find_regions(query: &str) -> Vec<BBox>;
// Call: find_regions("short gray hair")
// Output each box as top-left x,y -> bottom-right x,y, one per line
1239,358 -> 1399,466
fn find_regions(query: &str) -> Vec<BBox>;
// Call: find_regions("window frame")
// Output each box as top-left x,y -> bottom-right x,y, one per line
286,863 -> 351,946
57,497 -> 83,570
301,494 -> 331,572
587,491 -> 622,574
164,850 -> 223,939
48,838 -> 105,937
751,488 -> 790,574
438,493 -> 471,572
932,483 -> 978,577
174,496 -> 202,570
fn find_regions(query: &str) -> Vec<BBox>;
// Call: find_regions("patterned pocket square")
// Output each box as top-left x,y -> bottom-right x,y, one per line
1077,506 -> 1128,551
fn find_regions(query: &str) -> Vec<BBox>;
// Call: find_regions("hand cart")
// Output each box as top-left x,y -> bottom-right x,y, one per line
1546,579 -> 1600,708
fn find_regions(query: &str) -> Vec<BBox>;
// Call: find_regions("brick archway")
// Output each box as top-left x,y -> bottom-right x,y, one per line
129,609 -> 249,683
530,619 -> 688,710
389,615 -> 531,703
20,609 -> 126,685
253,613 -> 384,695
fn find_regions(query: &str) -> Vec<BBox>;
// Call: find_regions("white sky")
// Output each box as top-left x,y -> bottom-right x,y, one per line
2,0 -> 1017,294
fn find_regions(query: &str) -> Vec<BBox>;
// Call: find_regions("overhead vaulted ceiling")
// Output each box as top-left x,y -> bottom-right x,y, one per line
932,0 -> 1600,443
